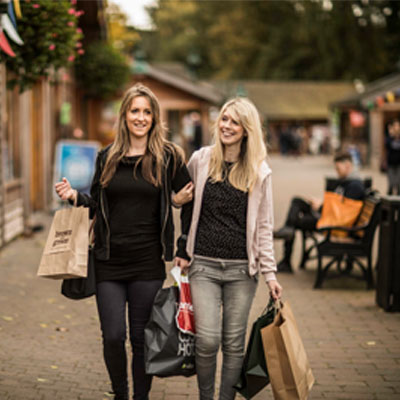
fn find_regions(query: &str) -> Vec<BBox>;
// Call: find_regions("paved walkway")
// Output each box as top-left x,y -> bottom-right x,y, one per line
1,155 -> 399,400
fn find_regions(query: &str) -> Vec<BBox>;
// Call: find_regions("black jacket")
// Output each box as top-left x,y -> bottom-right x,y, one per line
75,145 -> 192,262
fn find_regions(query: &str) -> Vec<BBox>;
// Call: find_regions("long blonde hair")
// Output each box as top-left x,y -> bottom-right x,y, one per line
100,83 -> 183,187
208,97 -> 267,192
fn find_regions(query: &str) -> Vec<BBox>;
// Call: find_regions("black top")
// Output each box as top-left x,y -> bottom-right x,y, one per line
95,156 -> 165,282
75,144 -> 193,263
195,163 -> 248,260
386,136 -> 400,166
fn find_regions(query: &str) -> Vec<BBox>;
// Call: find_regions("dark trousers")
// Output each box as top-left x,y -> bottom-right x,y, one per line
96,279 -> 163,400
282,197 -> 319,261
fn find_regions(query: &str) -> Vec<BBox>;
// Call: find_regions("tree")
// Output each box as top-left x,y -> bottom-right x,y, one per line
106,2 -> 140,55
143,0 -> 400,82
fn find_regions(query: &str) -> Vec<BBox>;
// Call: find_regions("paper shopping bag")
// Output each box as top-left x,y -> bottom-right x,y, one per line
317,191 -> 363,237
261,301 -> 314,400
37,207 -> 89,279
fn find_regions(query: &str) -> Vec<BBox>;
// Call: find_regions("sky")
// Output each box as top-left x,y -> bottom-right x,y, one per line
111,0 -> 157,30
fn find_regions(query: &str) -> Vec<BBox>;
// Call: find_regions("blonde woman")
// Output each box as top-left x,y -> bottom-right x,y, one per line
175,97 -> 282,400
55,84 -> 192,400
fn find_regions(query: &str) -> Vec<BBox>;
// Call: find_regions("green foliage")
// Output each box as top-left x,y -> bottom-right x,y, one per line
74,42 -> 130,99
1,0 -> 83,92
143,0 -> 400,82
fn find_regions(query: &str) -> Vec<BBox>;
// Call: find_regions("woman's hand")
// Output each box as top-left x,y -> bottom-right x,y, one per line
172,182 -> 194,207
267,279 -> 282,300
55,177 -> 77,202
175,257 -> 190,274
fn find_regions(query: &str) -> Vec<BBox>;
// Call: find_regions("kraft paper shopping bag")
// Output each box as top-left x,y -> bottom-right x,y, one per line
261,301 -> 314,400
37,206 -> 89,279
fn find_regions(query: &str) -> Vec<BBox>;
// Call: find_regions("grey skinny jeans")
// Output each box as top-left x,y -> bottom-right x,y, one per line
189,255 -> 258,400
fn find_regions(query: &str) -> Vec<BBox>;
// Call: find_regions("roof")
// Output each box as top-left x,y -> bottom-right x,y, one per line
331,72 -> 400,108
131,61 -> 223,105
213,80 -> 356,120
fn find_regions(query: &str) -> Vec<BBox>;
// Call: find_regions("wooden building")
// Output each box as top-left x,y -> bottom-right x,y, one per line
0,0 -> 107,249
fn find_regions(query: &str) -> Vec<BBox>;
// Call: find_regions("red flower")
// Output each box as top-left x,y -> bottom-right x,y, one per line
67,21 -> 74,27
68,55 -> 75,62
49,44 -> 56,51
68,8 -> 75,15
33,4 -> 40,8
78,49 -> 85,55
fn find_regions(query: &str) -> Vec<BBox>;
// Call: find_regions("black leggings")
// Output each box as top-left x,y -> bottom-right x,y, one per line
96,279 -> 163,400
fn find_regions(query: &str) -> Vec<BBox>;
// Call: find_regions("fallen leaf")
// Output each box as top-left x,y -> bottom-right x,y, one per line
366,341 -> 376,346
2,316 -> 13,322
55,327 -> 69,332
37,378 -> 48,382
50,365 -> 58,369
40,323 -> 48,328
64,314 -> 72,319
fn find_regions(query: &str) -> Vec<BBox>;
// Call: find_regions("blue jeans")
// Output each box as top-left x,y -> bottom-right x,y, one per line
96,279 -> 163,400
189,256 -> 258,400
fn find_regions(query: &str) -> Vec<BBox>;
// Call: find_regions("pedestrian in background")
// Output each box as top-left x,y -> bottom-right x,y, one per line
385,118 -> 400,195
55,83 -> 192,400
174,97 -> 282,400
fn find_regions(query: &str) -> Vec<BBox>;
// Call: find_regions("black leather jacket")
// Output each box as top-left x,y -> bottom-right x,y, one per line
75,145 -> 192,262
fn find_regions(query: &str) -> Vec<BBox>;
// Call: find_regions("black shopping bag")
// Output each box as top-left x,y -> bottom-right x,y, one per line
234,298 -> 277,399
61,249 -> 96,300
144,286 -> 196,377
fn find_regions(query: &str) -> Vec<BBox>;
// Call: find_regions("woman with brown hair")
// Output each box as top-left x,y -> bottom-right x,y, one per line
55,83 -> 192,400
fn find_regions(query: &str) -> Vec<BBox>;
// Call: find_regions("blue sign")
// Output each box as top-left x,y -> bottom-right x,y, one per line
54,140 -> 100,197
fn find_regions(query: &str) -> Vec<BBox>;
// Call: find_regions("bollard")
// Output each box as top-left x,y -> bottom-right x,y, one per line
376,196 -> 400,311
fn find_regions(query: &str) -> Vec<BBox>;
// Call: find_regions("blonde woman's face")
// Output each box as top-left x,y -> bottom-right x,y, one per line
125,96 -> 153,139
218,110 -> 245,148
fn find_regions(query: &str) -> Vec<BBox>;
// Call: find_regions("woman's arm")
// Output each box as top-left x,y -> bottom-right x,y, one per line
55,150 -> 103,219
257,173 -> 282,299
170,153 -> 194,262
172,182 -> 194,207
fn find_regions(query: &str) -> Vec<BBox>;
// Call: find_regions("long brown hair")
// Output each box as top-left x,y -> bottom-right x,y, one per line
100,83 -> 183,187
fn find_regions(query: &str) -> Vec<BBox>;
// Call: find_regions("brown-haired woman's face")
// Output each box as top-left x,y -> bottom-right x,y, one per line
125,96 -> 153,139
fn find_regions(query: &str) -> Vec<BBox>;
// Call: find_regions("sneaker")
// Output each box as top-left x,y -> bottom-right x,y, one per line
277,259 -> 293,273
273,226 -> 295,240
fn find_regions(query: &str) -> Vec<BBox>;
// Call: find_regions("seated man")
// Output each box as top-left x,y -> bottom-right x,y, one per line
274,151 -> 366,273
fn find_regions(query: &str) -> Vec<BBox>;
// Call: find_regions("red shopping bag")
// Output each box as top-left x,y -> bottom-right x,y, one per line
171,266 -> 196,335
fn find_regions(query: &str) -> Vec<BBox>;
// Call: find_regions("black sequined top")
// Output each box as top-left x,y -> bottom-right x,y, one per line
194,163 -> 248,260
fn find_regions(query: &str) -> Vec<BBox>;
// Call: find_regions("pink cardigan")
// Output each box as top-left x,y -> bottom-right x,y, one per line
186,146 -> 277,282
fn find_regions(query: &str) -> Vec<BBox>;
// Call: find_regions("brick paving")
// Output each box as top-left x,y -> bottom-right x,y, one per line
1,155 -> 399,399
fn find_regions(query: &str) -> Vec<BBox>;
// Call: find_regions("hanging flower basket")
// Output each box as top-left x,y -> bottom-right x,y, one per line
0,0 -> 83,92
